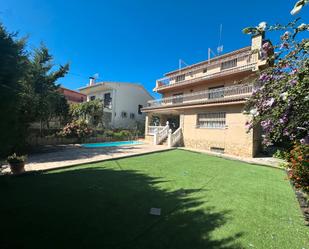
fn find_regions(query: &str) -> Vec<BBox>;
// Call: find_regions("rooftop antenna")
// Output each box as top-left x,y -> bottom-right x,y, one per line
93,73 -> 99,79
178,59 -> 188,70
208,48 -> 216,64
217,24 -> 224,55
208,24 -> 224,64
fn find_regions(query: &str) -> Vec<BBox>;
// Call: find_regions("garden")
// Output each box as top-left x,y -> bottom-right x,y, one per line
0,1 -> 308,248
0,150 -> 308,249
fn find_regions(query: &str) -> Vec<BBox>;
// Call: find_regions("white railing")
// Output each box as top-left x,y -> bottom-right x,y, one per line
168,127 -> 182,147
155,48 -> 258,89
148,125 -> 165,135
154,122 -> 169,145
147,84 -> 253,108
156,63 -> 256,90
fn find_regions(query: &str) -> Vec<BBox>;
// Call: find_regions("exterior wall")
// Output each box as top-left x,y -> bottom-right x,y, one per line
161,73 -> 254,98
144,135 -> 153,143
180,104 -> 255,157
112,84 -> 151,129
167,52 -> 252,85
79,82 -> 153,129
59,87 -> 86,103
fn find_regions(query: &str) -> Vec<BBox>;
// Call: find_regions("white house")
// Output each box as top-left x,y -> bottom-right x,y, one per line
79,78 -> 153,129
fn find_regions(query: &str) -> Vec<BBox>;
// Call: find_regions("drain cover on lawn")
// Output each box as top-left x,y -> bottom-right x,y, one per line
149,208 -> 161,216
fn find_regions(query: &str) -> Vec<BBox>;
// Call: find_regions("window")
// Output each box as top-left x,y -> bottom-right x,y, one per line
196,112 -> 226,128
208,85 -> 225,99
104,93 -> 112,108
172,93 -> 183,104
138,104 -> 143,114
203,68 -> 207,73
210,147 -> 225,153
130,113 -> 135,119
175,74 -> 185,82
121,111 -> 127,118
221,58 -> 237,70
90,96 -> 96,101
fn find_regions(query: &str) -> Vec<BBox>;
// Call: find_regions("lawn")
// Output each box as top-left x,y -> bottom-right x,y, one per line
0,150 -> 308,249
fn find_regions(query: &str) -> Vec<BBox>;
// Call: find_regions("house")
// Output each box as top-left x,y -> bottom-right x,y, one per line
79,79 -> 153,129
143,33 -> 269,157
59,87 -> 86,104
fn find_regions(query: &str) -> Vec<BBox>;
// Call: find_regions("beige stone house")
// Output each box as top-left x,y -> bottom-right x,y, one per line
143,33 -> 268,157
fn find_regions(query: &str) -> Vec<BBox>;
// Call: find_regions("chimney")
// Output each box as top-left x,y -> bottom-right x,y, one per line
251,32 -> 265,70
251,32 -> 264,52
89,76 -> 95,86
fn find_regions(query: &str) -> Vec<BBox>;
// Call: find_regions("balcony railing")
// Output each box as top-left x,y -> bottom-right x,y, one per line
146,84 -> 253,109
147,125 -> 165,135
155,50 -> 258,90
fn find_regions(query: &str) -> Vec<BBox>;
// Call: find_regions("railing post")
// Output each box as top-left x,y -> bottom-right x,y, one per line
167,129 -> 172,148
153,133 -> 158,145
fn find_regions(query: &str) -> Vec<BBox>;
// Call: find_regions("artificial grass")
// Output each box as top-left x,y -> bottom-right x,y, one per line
0,150 -> 308,249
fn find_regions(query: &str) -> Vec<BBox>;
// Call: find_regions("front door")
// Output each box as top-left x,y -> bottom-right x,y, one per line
167,115 -> 180,132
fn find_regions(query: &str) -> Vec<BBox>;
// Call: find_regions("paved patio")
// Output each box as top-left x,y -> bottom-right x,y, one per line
2,142 -> 171,172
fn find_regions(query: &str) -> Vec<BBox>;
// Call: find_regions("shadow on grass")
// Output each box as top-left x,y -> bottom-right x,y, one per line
0,166 -> 242,249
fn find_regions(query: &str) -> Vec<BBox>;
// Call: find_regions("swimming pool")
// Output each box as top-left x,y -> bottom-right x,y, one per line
81,140 -> 143,148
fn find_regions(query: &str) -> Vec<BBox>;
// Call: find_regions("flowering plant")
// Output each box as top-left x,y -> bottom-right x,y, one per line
243,3 -> 309,149
7,153 -> 27,164
59,120 -> 93,139
288,144 -> 309,192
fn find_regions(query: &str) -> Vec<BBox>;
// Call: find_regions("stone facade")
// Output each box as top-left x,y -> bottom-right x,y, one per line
180,104 -> 257,157
143,33 -> 266,158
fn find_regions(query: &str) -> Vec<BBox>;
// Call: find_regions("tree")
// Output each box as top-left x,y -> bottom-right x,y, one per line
243,4 -> 309,149
21,45 -> 70,135
0,23 -> 28,156
243,1 -> 309,192
69,99 -> 103,127
0,22 -> 70,157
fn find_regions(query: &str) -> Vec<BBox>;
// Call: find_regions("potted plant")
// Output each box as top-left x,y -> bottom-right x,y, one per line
7,153 -> 27,175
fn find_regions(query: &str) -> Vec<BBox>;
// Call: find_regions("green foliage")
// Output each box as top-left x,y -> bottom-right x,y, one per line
243,3 -> 309,149
288,144 -> 309,193
0,22 -> 70,157
20,45 -> 70,129
104,129 -> 133,140
0,24 -> 28,156
6,153 -> 27,164
273,149 -> 290,160
69,99 -> 103,127
59,120 -> 93,139
243,1 -> 309,193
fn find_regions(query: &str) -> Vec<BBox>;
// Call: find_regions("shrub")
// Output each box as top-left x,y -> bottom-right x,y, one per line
288,144 -> 309,193
7,153 -> 27,164
59,120 -> 93,139
273,149 -> 290,160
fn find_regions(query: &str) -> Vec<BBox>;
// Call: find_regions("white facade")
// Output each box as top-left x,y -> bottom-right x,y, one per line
79,81 -> 153,129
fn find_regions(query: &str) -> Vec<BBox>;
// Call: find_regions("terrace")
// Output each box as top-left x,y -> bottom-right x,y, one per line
145,83 -> 253,110
154,47 -> 260,92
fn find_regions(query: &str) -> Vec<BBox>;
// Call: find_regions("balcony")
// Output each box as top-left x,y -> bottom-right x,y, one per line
145,84 -> 253,109
155,49 -> 258,91
103,98 -> 112,109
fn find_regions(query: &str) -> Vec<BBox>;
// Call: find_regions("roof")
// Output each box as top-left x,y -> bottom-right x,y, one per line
164,46 -> 251,77
78,81 -> 154,99
59,86 -> 86,97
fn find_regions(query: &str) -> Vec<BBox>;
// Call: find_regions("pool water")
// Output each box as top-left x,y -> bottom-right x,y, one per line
81,140 -> 143,148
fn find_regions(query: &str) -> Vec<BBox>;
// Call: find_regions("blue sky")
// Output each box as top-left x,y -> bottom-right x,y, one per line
1,0 -> 307,96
